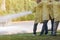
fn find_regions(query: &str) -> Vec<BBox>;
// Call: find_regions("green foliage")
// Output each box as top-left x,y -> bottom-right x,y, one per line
12,13 -> 35,21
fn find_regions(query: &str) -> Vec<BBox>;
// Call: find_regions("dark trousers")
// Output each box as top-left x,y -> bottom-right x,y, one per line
33,20 -> 48,35
33,23 -> 38,34
52,21 -> 59,35
33,15 -> 54,35
40,20 -> 48,35
40,19 -> 54,35
33,19 -> 54,35
51,19 -> 54,34
49,15 -> 54,35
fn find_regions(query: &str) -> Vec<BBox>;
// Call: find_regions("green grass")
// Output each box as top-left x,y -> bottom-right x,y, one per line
0,32 -> 60,40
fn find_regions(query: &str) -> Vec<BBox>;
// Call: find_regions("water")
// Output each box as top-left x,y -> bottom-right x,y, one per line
0,21 -> 60,35
0,11 -> 32,26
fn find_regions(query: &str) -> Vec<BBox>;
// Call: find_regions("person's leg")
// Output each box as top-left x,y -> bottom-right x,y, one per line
40,20 -> 48,35
51,19 -> 54,35
52,21 -> 59,36
40,24 -> 45,35
49,15 -> 54,35
44,20 -> 48,35
33,23 -> 38,35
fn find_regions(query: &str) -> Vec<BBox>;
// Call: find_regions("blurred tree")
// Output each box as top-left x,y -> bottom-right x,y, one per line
0,0 -> 37,21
